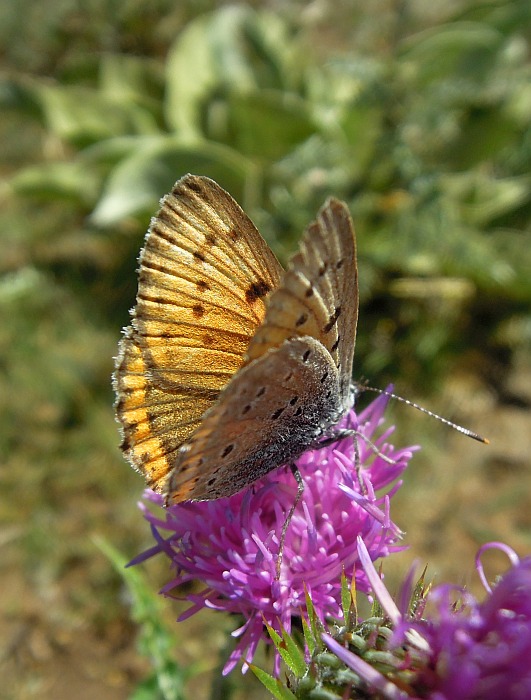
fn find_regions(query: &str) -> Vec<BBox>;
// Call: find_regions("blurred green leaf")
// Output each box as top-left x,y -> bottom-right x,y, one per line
35,82 -> 159,146
90,137 -> 253,225
400,22 -> 502,84
9,161 -> 100,204
165,5 -> 297,140
224,90 -> 316,160
96,537 -> 189,700
99,53 -> 164,110
441,172 -> 531,226
165,7 -> 257,139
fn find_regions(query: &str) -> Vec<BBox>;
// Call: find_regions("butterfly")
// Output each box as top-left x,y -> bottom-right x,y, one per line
113,174 -> 358,505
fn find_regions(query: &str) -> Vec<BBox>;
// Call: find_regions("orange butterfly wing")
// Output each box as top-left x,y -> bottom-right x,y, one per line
114,175 -> 283,493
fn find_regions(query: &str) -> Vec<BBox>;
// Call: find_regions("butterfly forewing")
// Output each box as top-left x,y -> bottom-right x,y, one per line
114,175 -> 283,493
133,176 -> 283,391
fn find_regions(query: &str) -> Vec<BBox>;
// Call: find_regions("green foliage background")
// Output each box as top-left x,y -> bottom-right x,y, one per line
1,1 -> 530,698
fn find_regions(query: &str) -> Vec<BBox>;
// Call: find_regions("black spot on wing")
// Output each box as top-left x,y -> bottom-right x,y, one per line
184,179 -> 203,194
221,444 -> 234,458
324,306 -> 341,333
245,279 -> 271,303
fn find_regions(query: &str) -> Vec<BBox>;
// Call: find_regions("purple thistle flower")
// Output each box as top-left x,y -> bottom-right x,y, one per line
131,392 -> 416,674
324,539 -> 531,699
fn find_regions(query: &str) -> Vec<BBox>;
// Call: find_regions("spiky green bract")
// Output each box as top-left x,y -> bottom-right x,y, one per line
249,665 -> 297,700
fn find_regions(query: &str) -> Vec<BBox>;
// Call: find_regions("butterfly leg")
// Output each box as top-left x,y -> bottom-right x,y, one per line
318,428 -> 356,447
351,430 -> 404,493
275,464 -> 304,580
318,428 -> 367,494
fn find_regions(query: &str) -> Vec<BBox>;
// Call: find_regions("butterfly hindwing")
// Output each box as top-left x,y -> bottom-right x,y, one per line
167,337 -> 342,502
133,175 -> 283,391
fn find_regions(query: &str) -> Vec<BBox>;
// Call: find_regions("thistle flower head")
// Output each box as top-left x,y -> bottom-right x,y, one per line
133,393 -> 416,674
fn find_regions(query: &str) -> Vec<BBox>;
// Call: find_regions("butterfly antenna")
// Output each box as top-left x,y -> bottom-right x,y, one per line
276,465 -> 304,581
358,384 -> 489,444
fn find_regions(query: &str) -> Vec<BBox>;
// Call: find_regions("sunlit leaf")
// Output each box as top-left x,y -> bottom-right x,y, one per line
90,137 -> 253,225
9,162 -> 99,204
400,23 -> 502,84
224,90 -> 316,160
36,83 -> 159,146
